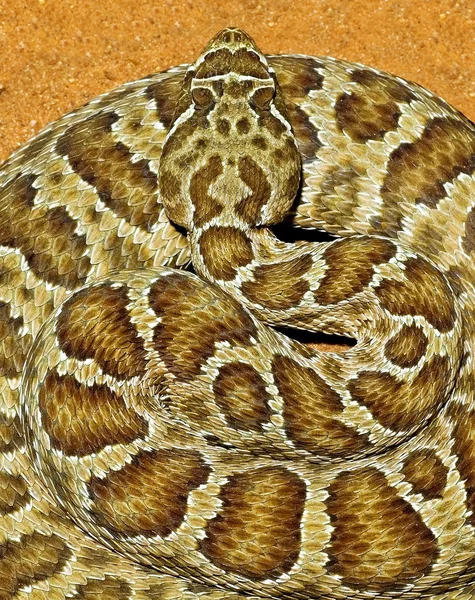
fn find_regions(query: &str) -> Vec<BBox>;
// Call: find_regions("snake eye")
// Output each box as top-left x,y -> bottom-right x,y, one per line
250,86 -> 275,110
192,87 -> 215,109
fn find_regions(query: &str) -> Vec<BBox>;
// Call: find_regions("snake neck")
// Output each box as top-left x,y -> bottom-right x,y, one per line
189,222 -> 292,286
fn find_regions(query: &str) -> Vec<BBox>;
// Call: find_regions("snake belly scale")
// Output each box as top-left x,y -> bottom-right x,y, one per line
0,26 -> 475,599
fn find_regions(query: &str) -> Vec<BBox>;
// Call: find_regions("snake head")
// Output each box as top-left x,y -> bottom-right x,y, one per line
159,28 -> 301,232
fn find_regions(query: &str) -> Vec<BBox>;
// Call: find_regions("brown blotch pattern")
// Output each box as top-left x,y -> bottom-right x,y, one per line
252,136 -> 267,150
0,302 -> 30,378
270,57 -> 324,160
236,118 -> 251,135
189,155 -> 224,227
0,532 -> 72,597
0,173 -> 91,289
335,68 -> 414,143
451,407 -> 475,526
199,226 -> 254,281
236,156 -> 271,225
241,254 -> 312,310
380,117 -> 475,220
462,206 -> 475,255
326,468 -> 438,589
348,355 -> 451,431
201,466 -> 305,579
146,71 -> 186,129
158,167 -> 190,228
57,111 -> 161,232
376,257 -> 456,332
0,413 -> 23,454
271,56 -> 324,98
335,92 -> 400,143
258,111 -> 288,140
351,68 -> 415,101
273,355 -> 368,455
150,273 -> 257,380
56,283 -> 147,380
384,324 -> 429,368
314,238 -> 396,305
213,361 -> 271,432
402,449 -> 448,500
76,575 -> 133,600
217,118 -> 231,136
0,473 -> 30,516
195,48 -> 270,80
39,371 -> 148,457
288,106 -> 322,161
89,448 -> 210,537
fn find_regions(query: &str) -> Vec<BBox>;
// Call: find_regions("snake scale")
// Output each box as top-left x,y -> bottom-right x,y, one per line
0,26 -> 475,599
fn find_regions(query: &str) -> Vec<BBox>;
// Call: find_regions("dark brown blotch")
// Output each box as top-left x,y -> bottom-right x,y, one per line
0,532 -> 72,597
252,136 -> 267,150
56,283 -> 147,379
39,371 -> 148,456
0,302 -> 30,378
0,173 -> 91,289
236,118 -> 251,135
335,91 -> 400,143
351,68 -> 415,102
314,238 -> 396,305
270,57 -> 324,160
286,106 -> 321,161
325,467 -> 438,589
146,71 -> 186,129
462,206 -> 475,255
451,407 -> 475,526
376,257 -> 456,332
201,466 -> 305,580
384,324 -> 428,368
158,168 -> 189,227
0,413 -> 23,454
189,155 -> 224,227
348,355 -> 451,431
217,118 -> 231,136
258,111 -> 287,139
195,47 -> 270,80
381,117 -> 475,213
213,361 -> 271,431
402,449 -> 448,500
198,226 -> 254,281
270,56 -> 324,98
0,473 -> 30,516
334,68 -> 415,143
241,254 -> 312,310
57,111 -> 160,232
75,575 -> 133,600
89,448 -> 210,537
273,355 -> 369,455
150,273 -> 257,381
236,156 -> 272,225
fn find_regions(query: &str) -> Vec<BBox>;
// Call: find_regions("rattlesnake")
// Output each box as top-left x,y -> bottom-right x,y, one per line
0,25 -> 474,599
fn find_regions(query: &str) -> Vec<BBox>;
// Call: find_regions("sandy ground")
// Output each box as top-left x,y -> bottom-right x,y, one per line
0,0 -> 474,163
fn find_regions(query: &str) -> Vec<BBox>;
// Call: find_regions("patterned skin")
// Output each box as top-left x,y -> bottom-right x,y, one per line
0,26 -> 474,600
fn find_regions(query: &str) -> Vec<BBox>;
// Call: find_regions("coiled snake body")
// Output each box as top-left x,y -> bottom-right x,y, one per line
0,27 -> 474,599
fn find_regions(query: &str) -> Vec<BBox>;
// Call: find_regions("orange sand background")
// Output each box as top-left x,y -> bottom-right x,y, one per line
0,0 -> 474,163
